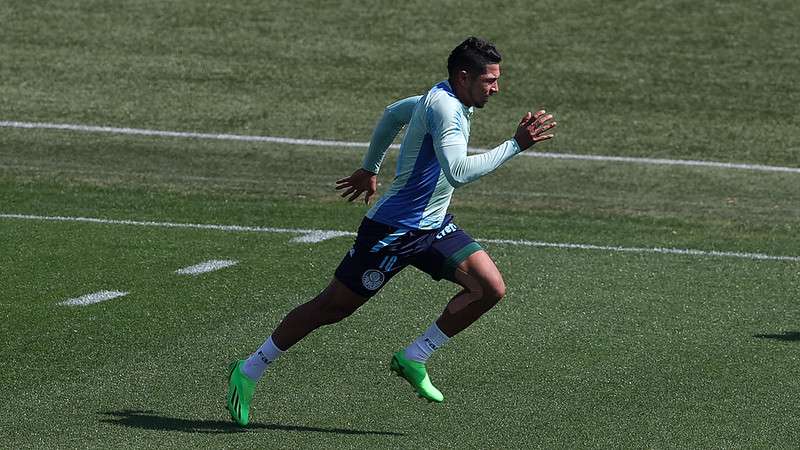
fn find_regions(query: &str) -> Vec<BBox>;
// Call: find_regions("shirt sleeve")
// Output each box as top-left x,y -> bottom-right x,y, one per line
428,100 -> 522,188
361,96 -> 422,174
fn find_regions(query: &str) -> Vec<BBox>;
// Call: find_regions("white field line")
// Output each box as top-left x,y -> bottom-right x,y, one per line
0,213 -> 356,239
0,120 -> 370,148
2,213 -> 798,263
59,290 -> 128,306
175,259 -> 238,275
480,239 -> 800,262
290,230 -> 354,243
2,120 -> 799,174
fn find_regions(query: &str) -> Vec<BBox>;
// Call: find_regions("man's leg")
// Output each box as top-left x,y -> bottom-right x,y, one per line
405,249 -> 505,361
436,250 -> 506,337
227,278 -> 367,426
271,278 -> 370,351
392,250 -> 505,403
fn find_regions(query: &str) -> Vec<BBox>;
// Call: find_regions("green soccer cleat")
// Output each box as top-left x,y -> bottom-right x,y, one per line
226,360 -> 257,426
390,351 -> 444,403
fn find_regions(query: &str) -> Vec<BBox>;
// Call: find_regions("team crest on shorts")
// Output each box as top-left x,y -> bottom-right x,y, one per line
361,269 -> 385,290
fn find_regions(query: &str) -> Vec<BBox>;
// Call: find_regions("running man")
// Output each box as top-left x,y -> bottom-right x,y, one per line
226,36 -> 557,426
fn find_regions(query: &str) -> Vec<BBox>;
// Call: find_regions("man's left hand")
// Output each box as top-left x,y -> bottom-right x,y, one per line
513,110 -> 557,151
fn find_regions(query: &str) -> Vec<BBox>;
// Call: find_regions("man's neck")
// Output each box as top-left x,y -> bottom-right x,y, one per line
447,79 -> 472,108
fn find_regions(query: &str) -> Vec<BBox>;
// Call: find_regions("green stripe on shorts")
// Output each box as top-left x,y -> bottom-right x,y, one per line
442,242 -> 483,279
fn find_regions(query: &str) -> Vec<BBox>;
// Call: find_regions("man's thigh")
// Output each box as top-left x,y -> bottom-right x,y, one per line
334,219 -> 413,298
453,250 -> 505,295
445,249 -> 506,314
411,221 -> 483,283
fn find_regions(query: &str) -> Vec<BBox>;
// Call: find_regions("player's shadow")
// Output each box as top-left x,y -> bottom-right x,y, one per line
99,409 -> 404,436
753,331 -> 800,342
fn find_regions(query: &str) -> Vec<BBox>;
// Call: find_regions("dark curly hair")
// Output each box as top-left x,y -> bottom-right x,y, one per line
447,37 -> 502,81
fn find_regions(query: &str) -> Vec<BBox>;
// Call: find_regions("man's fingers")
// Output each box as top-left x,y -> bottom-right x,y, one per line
340,187 -> 356,198
518,110 -> 548,133
347,190 -> 361,202
518,111 -> 532,128
528,117 -> 557,135
515,110 -> 557,148
533,114 -> 554,127
334,181 -> 351,190
525,110 -> 545,127
536,121 -> 557,134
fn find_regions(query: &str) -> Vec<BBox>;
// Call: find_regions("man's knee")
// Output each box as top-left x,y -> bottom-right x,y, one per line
482,277 -> 506,304
454,264 -> 505,305
456,250 -> 506,303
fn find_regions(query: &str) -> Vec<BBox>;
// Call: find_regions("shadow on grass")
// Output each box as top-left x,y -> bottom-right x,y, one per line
753,331 -> 800,342
99,409 -> 404,436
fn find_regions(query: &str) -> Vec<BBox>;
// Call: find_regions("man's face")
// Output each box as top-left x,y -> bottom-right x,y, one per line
466,64 -> 500,108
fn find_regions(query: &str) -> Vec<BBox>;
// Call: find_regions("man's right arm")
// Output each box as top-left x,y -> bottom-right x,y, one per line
361,95 -> 422,174
336,95 -> 422,204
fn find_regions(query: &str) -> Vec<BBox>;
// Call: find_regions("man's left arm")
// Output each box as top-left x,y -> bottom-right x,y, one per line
433,109 -> 557,188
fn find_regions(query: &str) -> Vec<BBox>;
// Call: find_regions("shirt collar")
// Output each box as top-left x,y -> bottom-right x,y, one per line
441,80 -> 474,118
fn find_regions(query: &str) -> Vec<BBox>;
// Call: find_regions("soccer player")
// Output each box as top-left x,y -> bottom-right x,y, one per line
226,36 -> 557,426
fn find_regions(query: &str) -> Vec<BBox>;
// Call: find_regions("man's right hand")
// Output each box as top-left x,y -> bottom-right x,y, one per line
335,168 -> 378,204
513,110 -> 557,151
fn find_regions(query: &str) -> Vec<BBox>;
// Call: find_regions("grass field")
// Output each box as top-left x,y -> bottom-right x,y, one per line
2,0 -> 799,448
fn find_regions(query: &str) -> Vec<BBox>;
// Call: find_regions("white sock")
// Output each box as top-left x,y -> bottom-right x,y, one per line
242,336 -> 285,381
403,322 -> 450,363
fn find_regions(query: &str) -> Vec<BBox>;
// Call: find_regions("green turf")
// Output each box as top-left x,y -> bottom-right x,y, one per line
2,221 -> 799,448
1,0 -> 799,447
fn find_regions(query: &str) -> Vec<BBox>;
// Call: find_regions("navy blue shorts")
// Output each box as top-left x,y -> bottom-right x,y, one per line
334,214 -> 482,298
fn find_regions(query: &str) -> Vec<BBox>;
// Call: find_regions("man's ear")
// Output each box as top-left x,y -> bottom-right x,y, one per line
457,69 -> 470,86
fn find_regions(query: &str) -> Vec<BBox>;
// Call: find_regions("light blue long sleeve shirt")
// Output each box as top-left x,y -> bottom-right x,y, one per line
363,80 -> 522,230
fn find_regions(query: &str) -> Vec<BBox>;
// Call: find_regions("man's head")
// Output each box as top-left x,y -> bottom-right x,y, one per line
447,37 -> 502,108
